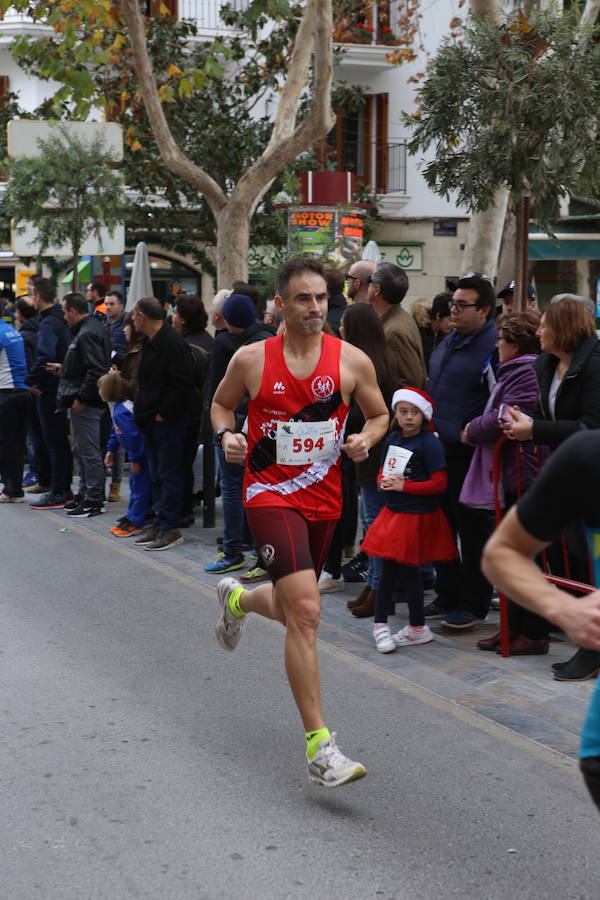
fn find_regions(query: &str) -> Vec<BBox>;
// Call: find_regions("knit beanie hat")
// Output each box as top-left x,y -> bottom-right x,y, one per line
222,293 -> 256,329
391,387 -> 434,421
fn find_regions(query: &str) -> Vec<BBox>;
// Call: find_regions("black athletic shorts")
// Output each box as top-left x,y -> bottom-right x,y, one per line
245,506 -> 337,584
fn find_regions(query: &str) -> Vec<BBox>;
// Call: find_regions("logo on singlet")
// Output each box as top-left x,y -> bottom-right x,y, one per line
261,544 -> 276,566
311,374 -> 335,402
273,381 -> 286,394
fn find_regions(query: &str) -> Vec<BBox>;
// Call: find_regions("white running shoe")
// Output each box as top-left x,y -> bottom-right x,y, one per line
393,624 -> 434,646
372,623 -> 396,653
215,577 -> 246,651
317,572 -> 344,593
307,734 -> 367,787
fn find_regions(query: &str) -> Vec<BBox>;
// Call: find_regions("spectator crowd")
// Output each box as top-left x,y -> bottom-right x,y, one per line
1,264 -> 600,685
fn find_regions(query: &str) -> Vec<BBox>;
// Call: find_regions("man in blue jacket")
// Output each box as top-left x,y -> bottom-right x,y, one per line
0,320 -> 29,501
25,277 -> 72,509
426,274 -> 498,629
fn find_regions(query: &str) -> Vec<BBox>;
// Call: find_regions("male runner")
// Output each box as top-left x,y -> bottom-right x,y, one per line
483,430 -> 600,813
211,257 -> 389,787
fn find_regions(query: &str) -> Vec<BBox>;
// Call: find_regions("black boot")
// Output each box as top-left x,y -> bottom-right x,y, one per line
553,647 -> 600,681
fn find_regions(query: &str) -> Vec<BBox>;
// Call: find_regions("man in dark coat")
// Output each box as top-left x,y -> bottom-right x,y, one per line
325,267 -> 347,338
133,296 -> 194,552
57,292 -> 111,518
25,277 -> 72,508
426,274 -> 498,629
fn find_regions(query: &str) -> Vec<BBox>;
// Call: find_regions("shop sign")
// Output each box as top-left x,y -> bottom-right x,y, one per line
379,244 -> 423,271
288,207 -> 364,262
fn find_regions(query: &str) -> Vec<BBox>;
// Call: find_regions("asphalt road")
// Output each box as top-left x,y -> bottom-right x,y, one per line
1,505 -> 598,900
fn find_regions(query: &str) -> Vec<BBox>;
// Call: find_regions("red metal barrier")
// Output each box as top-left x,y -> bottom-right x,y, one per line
490,435 -> 595,658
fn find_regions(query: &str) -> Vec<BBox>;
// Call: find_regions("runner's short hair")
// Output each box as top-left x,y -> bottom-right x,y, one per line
276,258 -> 326,299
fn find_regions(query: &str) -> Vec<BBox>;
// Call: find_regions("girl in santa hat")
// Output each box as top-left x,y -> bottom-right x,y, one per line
361,387 -> 456,653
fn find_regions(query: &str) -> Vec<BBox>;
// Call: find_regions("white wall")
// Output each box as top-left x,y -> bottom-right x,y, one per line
335,0 -> 469,219
0,49 -> 61,110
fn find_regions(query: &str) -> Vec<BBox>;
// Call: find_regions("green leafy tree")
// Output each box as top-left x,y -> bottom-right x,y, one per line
2,0 -> 334,285
405,8 -> 600,306
4,126 -> 123,291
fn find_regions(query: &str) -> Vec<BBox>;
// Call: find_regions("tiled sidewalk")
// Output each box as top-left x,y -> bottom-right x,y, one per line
39,493 -> 594,761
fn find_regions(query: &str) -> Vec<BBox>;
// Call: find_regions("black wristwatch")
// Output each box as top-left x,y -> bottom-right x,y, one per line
216,427 -> 234,448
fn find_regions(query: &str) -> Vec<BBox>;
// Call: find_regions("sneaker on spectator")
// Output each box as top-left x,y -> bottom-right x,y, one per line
144,529 -> 183,551
441,609 -> 485,629
0,492 -> 25,503
204,552 -> 245,574
66,501 -> 105,518
240,565 -> 269,583
317,572 -> 344,593
423,601 -> 450,619
22,472 -> 38,487
307,734 -> 366,787
393,624 -> 434,646
133,525 -> 160,545
110,522 -> 144,538
341,551 -> 368,583
115,514 -> 129,527
30,491 -> 71,509
372,623 -> 396,653
63,493 -> 83,511
26,483 -> 50,494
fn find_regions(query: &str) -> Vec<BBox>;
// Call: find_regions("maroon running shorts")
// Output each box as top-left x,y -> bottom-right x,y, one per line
245,506 -> 337,584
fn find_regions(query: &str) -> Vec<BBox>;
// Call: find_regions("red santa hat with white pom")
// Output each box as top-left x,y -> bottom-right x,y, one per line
391,387 -> 434,421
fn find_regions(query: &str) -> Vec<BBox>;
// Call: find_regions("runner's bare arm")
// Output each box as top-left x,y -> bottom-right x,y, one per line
340,343 -> 389,462
483,507 -> 600,650
211,343 -> 265,464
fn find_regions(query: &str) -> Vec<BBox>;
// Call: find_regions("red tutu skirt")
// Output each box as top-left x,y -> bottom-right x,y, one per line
361,506 -> 457,567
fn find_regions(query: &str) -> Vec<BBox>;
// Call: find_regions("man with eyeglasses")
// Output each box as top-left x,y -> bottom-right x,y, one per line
425,274 -> 498,629
346,260 -> 376,304
366,262 -> 426,389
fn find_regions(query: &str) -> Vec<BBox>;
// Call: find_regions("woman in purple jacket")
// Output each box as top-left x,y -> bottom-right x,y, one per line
459,311 -> 545,654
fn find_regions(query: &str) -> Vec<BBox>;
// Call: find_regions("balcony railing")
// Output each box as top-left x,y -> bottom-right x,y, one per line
178,0 -> 250,31
331,141 -> 407,195
333,0 -> 412,48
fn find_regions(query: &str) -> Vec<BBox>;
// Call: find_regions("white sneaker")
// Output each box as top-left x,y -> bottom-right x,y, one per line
373,623 -> 396,653
392,624 -> 434,646
317,573 -> 344,593
307,734 -> 367,787
215,577 -> 246,651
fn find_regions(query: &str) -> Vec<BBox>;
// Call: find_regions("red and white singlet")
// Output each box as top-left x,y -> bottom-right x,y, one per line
244,333 -> 350,520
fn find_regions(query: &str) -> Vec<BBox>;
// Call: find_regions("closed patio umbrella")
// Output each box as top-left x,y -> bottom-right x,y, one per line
126,241 -> 153,310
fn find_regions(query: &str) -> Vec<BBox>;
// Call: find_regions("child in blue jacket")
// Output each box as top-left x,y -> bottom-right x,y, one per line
98,372 -> 151,537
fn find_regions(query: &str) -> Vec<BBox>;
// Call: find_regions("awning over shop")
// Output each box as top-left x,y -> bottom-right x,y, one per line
62,259 -> 92,284
528,236 -> 600,260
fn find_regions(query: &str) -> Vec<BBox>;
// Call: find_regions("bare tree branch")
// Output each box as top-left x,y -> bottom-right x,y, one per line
119,0 -> 227,214
234,0 -> 334,215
